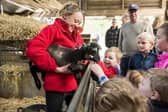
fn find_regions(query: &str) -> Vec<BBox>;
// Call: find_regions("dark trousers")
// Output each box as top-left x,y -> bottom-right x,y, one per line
120,56 -> 131,76
45,91 -> 75,112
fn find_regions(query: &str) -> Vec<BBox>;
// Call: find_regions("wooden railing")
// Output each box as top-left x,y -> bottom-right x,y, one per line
67,63 -> 96,112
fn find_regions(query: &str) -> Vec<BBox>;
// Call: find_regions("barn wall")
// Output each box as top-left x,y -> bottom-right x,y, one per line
81,0 -> 166,16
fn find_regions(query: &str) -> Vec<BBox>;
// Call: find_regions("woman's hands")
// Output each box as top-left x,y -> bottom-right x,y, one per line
55,64 -> 72,74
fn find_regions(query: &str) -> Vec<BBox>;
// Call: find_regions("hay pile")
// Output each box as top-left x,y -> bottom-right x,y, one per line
0,63 -> 28,73
0,15 -> 47,40
0,63 -> 44,98
0,63 -> 28,98
0,96 -> 45,112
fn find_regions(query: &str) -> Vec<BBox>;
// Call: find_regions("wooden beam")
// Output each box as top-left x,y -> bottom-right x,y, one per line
85,10 -> 126,16
88,5 -> 122,10
122,0 -> 124,10
88,0 -> 118,1
85,8 -> 164,16
87,1 -> 121,6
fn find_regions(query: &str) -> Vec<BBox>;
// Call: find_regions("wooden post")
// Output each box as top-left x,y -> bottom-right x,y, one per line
79,0 -> 82,9
122,0 -> 125,10
165,0 -> 168,21
0,1 -> 3,15
81,0 -> 87,10
161,0 -> 166,8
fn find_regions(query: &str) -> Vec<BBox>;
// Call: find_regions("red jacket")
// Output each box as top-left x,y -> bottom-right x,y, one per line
98,61 -> 116,78
26,19 -> 84,92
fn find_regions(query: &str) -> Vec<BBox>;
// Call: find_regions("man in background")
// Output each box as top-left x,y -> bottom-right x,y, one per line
121,14 -> 130,25
118,4 -> 153,76
105,18 -> 120,48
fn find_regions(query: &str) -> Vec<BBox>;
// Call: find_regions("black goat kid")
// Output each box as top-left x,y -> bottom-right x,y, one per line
29,42 -> 100,90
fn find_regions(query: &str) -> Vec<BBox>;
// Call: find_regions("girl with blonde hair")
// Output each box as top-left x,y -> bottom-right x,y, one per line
126,70 -> 146,88
95,78 -> 148,112
139,69 -> 168,112
154,23 -> 168,69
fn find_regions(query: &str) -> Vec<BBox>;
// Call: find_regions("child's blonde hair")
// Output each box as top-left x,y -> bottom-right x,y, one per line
95,78 -> 148,112
137,32 -> 155,45
126,70 -> 146,88
105,47 -> 123,63
147,68 -> 168,103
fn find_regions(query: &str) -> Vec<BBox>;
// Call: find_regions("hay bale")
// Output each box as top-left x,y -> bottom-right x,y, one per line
0,63 -> 44,98
0,44 -> 28,65
0,14 -> 47,40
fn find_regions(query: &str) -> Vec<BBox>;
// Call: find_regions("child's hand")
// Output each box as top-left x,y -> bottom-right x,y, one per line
90,63 -> 109,85
90,63 -> 105,78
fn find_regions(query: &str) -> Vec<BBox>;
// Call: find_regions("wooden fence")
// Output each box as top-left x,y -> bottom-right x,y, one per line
67,63 -> 96,112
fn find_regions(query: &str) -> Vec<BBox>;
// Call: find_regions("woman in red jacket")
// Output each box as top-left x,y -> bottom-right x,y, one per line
26,3 -> 84,112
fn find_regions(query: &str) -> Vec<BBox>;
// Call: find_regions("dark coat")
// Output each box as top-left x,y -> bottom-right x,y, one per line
129,52 -> 157,70
105,26 -> 119,47
150,100 -> 168,112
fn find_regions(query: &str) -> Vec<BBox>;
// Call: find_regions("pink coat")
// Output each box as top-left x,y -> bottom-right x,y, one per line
154,52 -> 168,69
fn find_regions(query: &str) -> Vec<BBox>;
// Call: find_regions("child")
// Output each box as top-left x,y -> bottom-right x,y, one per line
155,23 -> 168,69
126,70 -> 146,88
129,32 -> 157,70
90,47 -> 122,85
95,78 -> 148,112
98,47 -> 123,77
138,69 -> 168,112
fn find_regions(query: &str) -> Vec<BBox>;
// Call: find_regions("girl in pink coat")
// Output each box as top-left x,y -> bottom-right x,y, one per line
155,23 -> 168,69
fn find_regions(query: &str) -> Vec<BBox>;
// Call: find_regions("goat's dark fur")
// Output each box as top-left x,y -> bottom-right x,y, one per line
29,42 -> 100,89
17,104 -> 46,112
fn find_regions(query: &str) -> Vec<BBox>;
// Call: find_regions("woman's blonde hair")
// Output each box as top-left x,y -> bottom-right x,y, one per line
126,70 -> 146,88
95,78 -> 148,112
59,2 -> 81,17
105,47 -> 123,63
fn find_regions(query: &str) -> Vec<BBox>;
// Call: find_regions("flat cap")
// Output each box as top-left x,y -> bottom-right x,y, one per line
128,4 -> 139,11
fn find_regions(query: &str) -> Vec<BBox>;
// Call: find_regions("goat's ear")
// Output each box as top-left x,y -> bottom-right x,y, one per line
89,42 -> 101,49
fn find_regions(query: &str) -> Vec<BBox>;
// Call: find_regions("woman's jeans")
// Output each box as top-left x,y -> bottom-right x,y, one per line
45,91 -> 74,112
